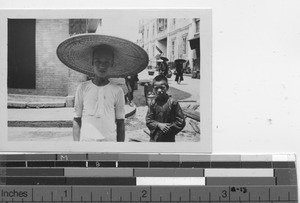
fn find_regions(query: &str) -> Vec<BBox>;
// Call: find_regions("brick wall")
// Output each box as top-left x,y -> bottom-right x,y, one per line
8,19 -> 86,96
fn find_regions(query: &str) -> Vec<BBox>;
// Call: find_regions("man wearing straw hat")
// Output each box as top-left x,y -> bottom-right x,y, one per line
57,34 -> 148,142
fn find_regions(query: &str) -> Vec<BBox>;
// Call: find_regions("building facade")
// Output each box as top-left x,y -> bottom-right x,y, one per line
138,18 -> 200,73
8,19 -> 100,97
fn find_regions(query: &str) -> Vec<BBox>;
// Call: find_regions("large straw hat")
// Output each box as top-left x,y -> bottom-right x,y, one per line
57,34 -> 149,78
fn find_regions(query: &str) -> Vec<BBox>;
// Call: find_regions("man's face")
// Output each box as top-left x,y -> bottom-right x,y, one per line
92,50 -> 114,78
153,80 -> 168,97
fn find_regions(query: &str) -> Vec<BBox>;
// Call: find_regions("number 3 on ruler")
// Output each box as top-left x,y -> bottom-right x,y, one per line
222,190 -> 227,198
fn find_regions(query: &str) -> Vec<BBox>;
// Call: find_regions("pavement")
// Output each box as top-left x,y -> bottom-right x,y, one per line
8,105 -> 136,127
8,94 -> 66,108
7,69 -> 200,141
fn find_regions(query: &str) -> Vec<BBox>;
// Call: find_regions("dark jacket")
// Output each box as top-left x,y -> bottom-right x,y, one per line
146,96 -> 186,142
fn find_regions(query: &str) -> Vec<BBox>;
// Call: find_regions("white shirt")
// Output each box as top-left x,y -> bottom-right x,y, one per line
74,80 -> 125,141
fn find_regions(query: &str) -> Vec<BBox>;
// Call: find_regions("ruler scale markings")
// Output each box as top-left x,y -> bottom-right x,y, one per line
110,187 -> 112,201
0,154 -> 298,202
228,186 -> 231,202
248,191 -> 250,202
71,186 -> 73,202
130,191 -> 132,202
150,186 -> 152,202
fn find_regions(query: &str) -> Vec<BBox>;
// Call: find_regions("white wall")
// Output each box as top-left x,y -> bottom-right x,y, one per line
1,0 -> 300,191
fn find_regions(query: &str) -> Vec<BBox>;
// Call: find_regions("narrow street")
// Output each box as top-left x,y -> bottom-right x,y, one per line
8,70 -> 201,142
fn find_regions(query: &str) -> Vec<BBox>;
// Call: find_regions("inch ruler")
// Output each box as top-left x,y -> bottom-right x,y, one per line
0,153 -> 298,203
0,185 -> 298,202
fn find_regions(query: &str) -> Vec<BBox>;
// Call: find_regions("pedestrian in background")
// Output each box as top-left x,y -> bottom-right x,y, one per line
159,57 -> 169,77
125,74 -> 139,107
146,75 -> 186,142
174,59 -> 186,84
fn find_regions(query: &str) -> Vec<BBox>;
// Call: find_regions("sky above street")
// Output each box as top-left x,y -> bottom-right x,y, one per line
96,17 -> 141,43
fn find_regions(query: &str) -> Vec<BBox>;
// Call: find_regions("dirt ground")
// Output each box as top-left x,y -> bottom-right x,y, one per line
124,81 -> 200,142
8,73 -> 201,142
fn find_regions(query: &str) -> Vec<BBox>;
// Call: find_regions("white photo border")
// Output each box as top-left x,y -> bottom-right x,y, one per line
0,9 -> 212,153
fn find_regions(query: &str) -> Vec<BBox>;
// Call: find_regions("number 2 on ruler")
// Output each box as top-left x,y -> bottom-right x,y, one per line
141,190 -> 147,198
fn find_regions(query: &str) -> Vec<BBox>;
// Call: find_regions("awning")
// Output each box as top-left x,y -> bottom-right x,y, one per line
189,36 -> 200,50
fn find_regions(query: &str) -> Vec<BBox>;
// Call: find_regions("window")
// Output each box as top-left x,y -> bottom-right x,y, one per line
182,35 -> 187,54
146,27 -> 149,39
171,38 -> 176,61
195,18 -> 200,33
152,45 -> 155,57
69,19 -> 87,35
152,24 -> 155,37
157,18 -> 168,32
172,19 -> 176,30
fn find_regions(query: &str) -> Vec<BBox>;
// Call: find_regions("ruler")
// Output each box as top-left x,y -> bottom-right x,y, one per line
0,153 -> 297,203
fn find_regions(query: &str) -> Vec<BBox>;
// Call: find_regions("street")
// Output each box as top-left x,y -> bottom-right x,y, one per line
138,69 -> 200,103
8,70 -> 201,142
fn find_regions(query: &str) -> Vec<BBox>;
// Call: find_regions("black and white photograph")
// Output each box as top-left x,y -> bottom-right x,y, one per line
1,9 -> 212,152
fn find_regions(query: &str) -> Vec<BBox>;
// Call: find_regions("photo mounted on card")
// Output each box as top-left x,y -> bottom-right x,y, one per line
0,9 -> 212,153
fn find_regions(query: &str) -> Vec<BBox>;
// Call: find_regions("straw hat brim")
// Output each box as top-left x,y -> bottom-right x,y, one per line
57,34 -> 149,78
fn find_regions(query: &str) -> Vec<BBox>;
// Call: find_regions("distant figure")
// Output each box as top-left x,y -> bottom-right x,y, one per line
125,74 -> 139,106
174,59 -> 186,84
146,75 -> 186,142
159,56 -> 169,77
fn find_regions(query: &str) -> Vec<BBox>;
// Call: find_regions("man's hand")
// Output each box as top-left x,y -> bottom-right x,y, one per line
116,119 -> 125,142
158,123 -> 171,133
